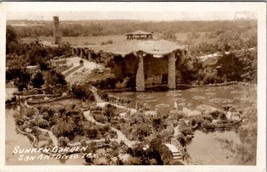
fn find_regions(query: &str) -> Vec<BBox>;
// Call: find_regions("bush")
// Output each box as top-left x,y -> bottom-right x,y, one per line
71,84 -> 95,101
209,110 -> 222,119
79,59 -> 84,65
101,40 -> 113,45
125,157 -> 142,165
92,112 -> 107,123
32,72 -> 44,88
106,40 -> 113,44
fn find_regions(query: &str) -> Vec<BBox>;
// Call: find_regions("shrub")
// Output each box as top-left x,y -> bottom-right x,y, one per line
106,40 -> 113,44
209,110 -> 222,119
79,59 -> 84,65
125,157 -> 142,165
92,112 -> 107,123
71,84 -> 95,101
32,72 -> 44,88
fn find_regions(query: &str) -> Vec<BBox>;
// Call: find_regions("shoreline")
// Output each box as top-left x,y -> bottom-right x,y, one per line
6,83 -> 258,165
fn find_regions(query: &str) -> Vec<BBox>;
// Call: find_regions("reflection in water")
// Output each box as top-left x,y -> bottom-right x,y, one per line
187,130 -> 241,165
110,84 -> 256,111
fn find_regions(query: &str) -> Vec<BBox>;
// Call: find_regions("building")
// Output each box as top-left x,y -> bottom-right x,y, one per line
71,31 -> 187,91
125,30 -> 153,40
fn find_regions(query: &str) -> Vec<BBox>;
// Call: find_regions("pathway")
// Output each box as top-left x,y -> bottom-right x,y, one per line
90,86 -> 137,115
36,127 -> 59,146
169,126 -> 187,163
197,47 -> 256,61
63,57 -> 103,85
90,86 -> 105,103
83,110 -> 135,148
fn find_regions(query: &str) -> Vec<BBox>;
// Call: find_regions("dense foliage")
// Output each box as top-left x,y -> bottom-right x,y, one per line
6,26 -> 69,90
8,20 -> 256,38
71,84 -> 95,101
176,49 -> 257,85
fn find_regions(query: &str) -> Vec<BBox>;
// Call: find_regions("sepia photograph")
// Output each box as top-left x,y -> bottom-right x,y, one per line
1,2 -> 266,172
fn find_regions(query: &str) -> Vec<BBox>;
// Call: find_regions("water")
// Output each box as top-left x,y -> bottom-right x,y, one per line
5,108 -> 85,165
109,84 -> 256,113
5,84 -> 256,165
5,88 -> 84,165
187,130 -> 241,165
109,84 -> 256,165
6,87 -> 18,101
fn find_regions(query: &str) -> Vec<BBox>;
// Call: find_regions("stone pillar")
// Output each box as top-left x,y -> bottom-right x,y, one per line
136,52 -> 145,91
80,48 -> 84,58
72,48 -> 75,56
88,50 -> 92,61
168,52 -> 176,89
180,49 -> 186,64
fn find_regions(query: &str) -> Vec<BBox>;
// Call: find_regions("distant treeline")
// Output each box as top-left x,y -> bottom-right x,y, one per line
7,19 -> 257,37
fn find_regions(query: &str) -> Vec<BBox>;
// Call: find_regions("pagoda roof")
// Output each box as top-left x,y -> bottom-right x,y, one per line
72,39 -> 187,57
96,39 -> 186,56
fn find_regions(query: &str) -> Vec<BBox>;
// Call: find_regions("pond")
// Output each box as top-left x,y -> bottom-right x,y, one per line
108,84 -> 257,165
109,84 -> 256,114
5,84 -> 257,165
187,130 -> 241,165
5,88 -> 85,165
6,86 -> 18,101
5,108 -> 85,165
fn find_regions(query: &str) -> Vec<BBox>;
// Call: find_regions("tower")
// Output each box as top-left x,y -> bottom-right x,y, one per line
53,16 -> 62,44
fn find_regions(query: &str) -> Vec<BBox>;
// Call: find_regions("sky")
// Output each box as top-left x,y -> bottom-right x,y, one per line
7,11 -> 256,21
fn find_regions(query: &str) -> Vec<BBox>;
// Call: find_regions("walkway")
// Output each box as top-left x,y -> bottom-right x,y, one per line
36,127 -> 59,146
197,47 -> 256,61
63,57 -> 103,85
83,110 -> 135,148
90,86 -> 137,115
169,126 -> 187,163
90,86 -> 105,103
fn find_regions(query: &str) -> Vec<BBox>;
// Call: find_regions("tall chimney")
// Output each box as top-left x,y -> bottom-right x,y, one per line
53,16 -> 62,44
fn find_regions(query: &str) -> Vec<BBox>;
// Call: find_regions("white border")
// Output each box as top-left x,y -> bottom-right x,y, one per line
0,2 -> 266,172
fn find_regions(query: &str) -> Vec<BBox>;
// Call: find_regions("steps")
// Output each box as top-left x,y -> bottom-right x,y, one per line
63,64 -> 83,77
172,151 -> 182,160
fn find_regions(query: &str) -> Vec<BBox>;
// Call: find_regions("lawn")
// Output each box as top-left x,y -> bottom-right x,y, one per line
22,35 -> 126,46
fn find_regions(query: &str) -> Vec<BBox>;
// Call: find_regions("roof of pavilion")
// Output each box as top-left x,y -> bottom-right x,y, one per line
73,39 -> 187,57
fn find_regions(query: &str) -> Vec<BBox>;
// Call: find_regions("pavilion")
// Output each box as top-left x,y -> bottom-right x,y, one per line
125,30 -> 153,40
71,32 -> 187,91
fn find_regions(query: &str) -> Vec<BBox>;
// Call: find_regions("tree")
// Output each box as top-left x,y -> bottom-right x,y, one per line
71,84 -> 94,101
161,32 -> 176,41
80,59 -> 84,66
48,70 -> 67,86
6,25 -> 19,54
51,117 -> 76,139
6,25 -> 18,43
32,72 -> 44,88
